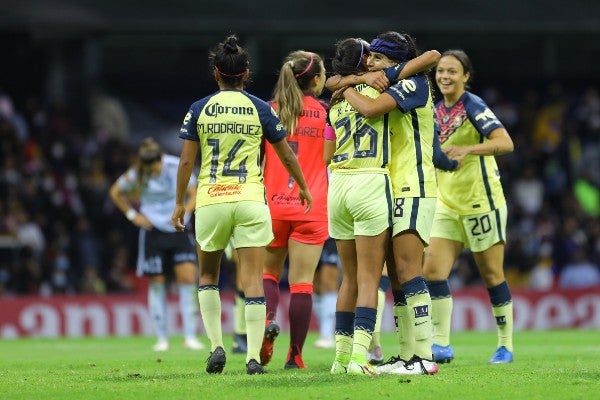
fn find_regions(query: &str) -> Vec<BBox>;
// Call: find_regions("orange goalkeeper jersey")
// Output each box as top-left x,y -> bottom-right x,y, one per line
263,95 -> 329,221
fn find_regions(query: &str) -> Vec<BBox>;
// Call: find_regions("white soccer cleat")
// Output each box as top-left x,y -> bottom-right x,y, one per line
183,337 -> 205,350
346,360 -> 379,376
366,345 -> 384,365
330,360 -> 348,374
389,356 -> 439,375
375,355 -> 406,374
152,339 -> 170,352
314,337 -> 335,349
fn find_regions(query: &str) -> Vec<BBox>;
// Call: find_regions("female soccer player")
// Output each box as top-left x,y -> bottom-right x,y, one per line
341,31 -> 441,375
109,137 -> 204,352
327,37 -> 392,376
423,49 -> 514,364
171,34 -> 311,375
260,50 -> 329,369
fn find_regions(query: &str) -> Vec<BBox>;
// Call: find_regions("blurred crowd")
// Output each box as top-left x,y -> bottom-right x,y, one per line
0,81 -> 599,297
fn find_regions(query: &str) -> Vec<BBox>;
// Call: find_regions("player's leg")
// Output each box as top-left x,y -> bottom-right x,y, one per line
172,230 -> 204,350
389,231 -> 438,375
423,203 -> 464,363
347,231 -> 387,376
367,265 -> 389,365
223,244 -> 248,354
195,203 -> 233,373
382,198 -> 438,375
330,238 -> 357,373
232,249 -> 247,353
377,251 -> 414,373
260,243 -> 287,366
313,243 -> 339,349
263,247 -> 287,322
174,259 -> 204,350
138,229 -> 169,351
147,274 -> 169,351
473,245 -> 513,363
196,247 -> 226,373
423,237 -> 462,363
467,205 -> 513,364
237,245 -> 269,373
284,237 -> 323,368
233,200 -> 274,374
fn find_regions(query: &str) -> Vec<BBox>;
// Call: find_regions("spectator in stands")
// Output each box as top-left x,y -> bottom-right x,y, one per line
558,246 -> 600,289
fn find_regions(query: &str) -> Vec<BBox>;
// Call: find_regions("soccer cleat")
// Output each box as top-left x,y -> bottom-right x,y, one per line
183,337 -> 205,350
284,344 -> 307,369
152,339 -> 169,352
259,320 -> 280,366
375,355 -> 406,374
389,355 -> 439,375
314,337 -> 335,349
367,345 -> 384,365
231,333 -> 248,354
432,343 -> 455,364
246,359 -> 267,375
206,346 -> 226,374
488,346 -> 513,364
347,360 -> 379,376
330,360 -> 348,374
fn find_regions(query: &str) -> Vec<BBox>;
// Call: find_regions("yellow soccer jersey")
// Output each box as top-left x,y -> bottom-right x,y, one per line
179,89 -> 286,206
328,84 -> 391,174
434,91 -> 506,214
384,75 -> 437,198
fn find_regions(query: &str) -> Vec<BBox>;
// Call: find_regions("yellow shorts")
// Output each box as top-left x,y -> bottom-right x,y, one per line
195,201 -> 274,251
327,173 -> 392,240
430,202 -> 507,252
392,197 -> 436,246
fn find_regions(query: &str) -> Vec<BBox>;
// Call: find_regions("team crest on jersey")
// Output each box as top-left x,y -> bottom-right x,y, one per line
436,101 -> 467,144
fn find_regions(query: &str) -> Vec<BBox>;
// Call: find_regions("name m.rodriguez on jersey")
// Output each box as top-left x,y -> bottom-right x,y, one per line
179,102 -> 263,136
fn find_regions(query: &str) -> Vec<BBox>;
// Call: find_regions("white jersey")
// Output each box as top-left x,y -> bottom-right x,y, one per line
116,154 -> 196,232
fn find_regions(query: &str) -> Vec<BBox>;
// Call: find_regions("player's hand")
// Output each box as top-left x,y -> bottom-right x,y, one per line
363,70 -> 389,92
171,204 -> 187,232
298,188 -> 313,214
331,87 -> 349,105
444,145 -> 469,161
132,213 -> 153,230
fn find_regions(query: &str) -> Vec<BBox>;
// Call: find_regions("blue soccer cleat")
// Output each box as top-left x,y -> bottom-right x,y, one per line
488,346 -> 513,364
432,343 -> 455,364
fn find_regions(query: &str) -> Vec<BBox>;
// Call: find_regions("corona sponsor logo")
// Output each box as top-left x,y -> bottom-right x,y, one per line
205,102 -> 254,118
300,109 -> 320,118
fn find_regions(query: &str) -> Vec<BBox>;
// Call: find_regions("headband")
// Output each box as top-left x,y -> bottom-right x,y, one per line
140,153 -> 161,164
356,39 -> 365,68
294,53 -> 314,78
369,38 -> 410,61
214,66 -> 246,77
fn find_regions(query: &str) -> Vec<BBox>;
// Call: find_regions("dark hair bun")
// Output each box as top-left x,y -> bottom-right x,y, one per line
224,35 -> 239,53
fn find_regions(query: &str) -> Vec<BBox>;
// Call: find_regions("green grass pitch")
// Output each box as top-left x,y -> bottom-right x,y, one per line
0,330 -> 598,400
